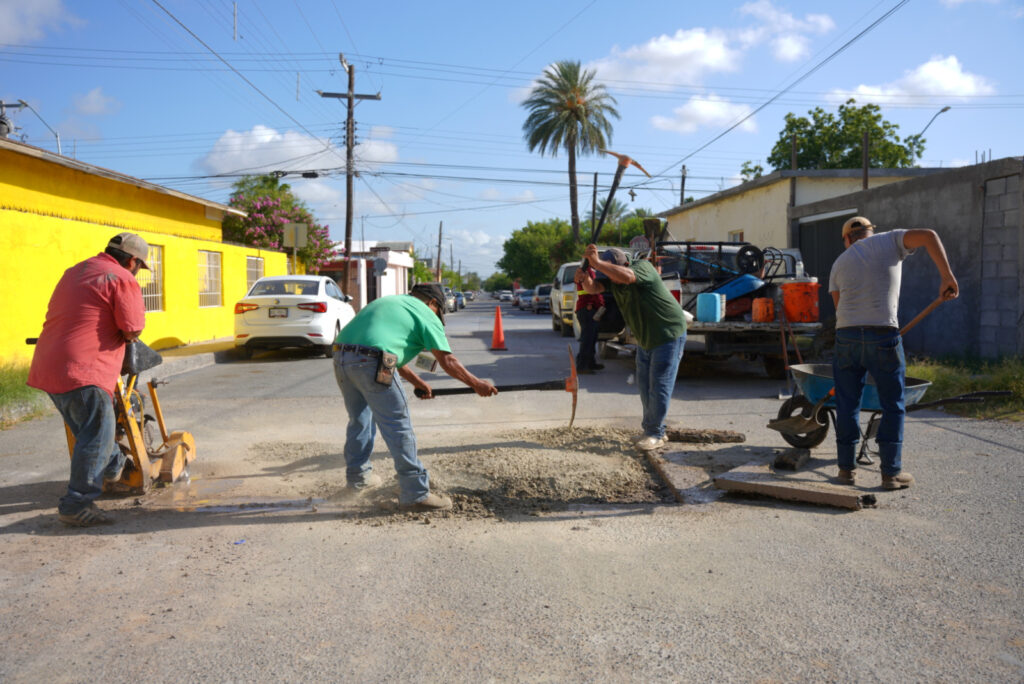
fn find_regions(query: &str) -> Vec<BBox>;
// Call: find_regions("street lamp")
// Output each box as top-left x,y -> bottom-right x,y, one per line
910,106 -> 950,164
17,99 -> 61,155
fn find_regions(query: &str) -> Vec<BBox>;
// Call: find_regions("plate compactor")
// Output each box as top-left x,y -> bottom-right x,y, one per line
33,338 -> 197,494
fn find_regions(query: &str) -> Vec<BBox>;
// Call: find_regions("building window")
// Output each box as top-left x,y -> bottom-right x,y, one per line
246,256 -> 264,291
198,250 -> 222,307
728,230 -> 745,243
138,244 -> 164,312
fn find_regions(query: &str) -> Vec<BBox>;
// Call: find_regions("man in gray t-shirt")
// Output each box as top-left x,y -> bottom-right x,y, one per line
828,216 -> 959,491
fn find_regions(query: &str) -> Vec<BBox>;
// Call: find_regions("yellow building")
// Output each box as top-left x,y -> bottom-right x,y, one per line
1,138 -> 289,364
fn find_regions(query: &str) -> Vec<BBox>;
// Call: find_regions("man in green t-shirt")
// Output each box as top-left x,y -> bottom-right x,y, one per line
333,282 -> 497,510
575,245 -> 686,450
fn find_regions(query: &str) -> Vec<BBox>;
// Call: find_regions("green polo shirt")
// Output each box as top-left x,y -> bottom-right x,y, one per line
608,260 -> 686,351
336,294 -> 450,367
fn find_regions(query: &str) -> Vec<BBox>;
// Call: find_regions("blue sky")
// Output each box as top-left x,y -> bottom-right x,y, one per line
2,0 -> 1022,276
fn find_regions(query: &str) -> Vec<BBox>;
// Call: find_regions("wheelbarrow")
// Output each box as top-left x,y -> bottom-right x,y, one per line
771,363 -> 1010,464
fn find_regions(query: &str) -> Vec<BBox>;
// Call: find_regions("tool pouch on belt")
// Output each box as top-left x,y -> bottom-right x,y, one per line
375,351 -> 398,386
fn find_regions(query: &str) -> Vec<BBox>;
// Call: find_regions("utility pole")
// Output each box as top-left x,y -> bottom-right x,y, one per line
435,221 -> 443,281
317,54 -> 381,296
679,165 -> 687,204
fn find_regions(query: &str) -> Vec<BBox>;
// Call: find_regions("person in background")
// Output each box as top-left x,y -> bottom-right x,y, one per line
829,216 -> 958,489
574,263 -> 605,374
332,283 -> 498,511
575,245 -> 686,450
28,233 -> 149,527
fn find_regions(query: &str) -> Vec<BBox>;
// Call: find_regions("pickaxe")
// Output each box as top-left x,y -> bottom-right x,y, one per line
591,150 -> 651,245
414,344 -> 579,428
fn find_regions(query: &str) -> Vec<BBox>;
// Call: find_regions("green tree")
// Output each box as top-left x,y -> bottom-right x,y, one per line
222,174 -> 335,272
461,271 -> 483,291
740,161 -> 764,181
484,272 -> 513,292
522,61 -> 619,243
409,249 -> 435,285
496,218 -> 576,286
766,99 -> 923,171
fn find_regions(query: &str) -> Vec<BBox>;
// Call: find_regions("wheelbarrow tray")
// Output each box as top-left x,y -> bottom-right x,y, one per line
788,363 -> 931,410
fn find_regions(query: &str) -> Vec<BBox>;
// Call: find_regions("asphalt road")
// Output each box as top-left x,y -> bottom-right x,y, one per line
1,299 -> 1022,682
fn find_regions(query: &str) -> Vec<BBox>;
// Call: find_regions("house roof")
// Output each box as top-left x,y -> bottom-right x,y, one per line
0,137 -> 245,217
656,167 -> 946,218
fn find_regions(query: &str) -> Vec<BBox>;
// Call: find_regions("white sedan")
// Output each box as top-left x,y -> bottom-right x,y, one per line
234,275 -> 355,359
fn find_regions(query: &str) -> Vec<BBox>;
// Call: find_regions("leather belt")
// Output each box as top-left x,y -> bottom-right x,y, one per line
333,343 -> 382,357
837,326 -> 898,333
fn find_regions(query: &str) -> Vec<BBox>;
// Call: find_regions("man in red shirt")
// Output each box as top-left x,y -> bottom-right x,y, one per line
574,264 -> 605,373
28,233 -> 149,527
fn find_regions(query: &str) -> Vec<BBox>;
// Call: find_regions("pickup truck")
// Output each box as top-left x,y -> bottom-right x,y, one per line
598,241 -> 822,378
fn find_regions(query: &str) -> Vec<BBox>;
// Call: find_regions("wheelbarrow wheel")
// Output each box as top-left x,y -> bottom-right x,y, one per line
776,396 -> 830,448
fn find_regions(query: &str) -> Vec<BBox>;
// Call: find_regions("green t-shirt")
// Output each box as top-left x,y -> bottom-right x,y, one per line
336,294 -> 450,367
608,260 -> 686,350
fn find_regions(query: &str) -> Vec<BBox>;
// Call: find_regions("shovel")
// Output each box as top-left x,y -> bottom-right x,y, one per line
767,295 -> 946,435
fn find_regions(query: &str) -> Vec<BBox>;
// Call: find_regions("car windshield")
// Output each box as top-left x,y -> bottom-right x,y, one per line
560,266 -> 579,284
250,280 -> 320,296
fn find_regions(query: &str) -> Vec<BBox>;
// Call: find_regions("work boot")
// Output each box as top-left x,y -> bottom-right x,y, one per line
590,363 -> 605,371
835,469 -> 856,485
400,492 -> 453,511
58,503 -> 112,527
635,435 -> 668,451
882,472 -> 914,490
348,472 -> 383,492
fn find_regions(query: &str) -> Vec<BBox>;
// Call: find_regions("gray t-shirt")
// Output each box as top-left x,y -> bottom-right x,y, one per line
829,229 -> 914,329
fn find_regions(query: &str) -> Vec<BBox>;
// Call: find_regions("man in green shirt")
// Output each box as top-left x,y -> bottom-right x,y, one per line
333,283 -> 497,510
576,245 -> 686,450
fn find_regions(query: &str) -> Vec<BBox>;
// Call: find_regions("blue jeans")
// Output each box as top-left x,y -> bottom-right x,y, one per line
635,332 -> 686,438
576,307 -> 599,369
333,350 -> 430,504
833,328 -> 906,475
49,386 -> 125,514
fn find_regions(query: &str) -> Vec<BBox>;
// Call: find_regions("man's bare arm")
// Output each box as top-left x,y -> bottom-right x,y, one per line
431,350 -> 498,397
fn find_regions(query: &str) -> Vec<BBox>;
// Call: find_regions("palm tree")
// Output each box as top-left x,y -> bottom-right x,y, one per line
522,61 -> 619,243
584,197 -> 629,231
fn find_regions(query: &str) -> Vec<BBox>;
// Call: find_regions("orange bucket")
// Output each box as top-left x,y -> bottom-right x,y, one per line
752,297 -> 774,322
780,279 -> 820,322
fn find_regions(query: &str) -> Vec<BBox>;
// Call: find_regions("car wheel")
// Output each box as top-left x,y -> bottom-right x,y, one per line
324,322 -> 340,358
560,320 -> 573,337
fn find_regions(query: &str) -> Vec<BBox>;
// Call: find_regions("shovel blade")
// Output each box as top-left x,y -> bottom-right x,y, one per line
766,415 -> 826,435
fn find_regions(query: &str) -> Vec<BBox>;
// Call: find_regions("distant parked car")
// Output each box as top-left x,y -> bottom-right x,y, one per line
234,275 -> 354,359
531,284 -> 552,313
517,289 -> 534,310
454,292 -> 465,309
499,290 -> 513,302
465,291 -> 476,302
444,287 -> 457,313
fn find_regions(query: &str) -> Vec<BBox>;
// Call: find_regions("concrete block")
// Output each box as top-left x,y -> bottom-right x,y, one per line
1007,245 -> 1021,260
1001,310 -> 1019,327
985,226 -> 1013,245
983,211 -> 1005,230
997,328 -> 1019,352
998,261 -> 1019,278
982,260 -> 999,279
1001,192 -> 1021,211
980,311 -> 1000,327
980,327 -> 997,344
1006,174 -> 1021,194
983,244 -> 1003,261
1003,209 -> 1019,229
985,194 -> 1002,213
987,177 -> 1007,195
1001,278 -> 1020,297
980,341 -> 997,358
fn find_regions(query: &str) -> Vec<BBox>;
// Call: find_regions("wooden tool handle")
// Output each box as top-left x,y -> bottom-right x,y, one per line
415,379 -> 564,398
899,296 -> 944,336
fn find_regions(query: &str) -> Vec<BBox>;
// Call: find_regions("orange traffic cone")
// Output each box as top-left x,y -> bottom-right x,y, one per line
491,306 -> 507,351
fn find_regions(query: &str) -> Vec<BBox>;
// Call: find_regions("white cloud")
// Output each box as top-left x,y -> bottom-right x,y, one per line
73,87 -> 120,116
738,1 -> 835,61
0,0 -> 81,43
199,125 -> 341,176
829,55 -> 995,105
940,0 -> 998,6
479,188 -> 536,203
651,95 -> 757,135
588,28 -> 741,88
292,180 -> 342,207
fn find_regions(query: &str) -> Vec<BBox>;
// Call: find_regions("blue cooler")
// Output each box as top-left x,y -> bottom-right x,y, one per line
696,293 -> 726,322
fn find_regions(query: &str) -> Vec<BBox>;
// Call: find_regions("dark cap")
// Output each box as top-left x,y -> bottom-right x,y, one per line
411,282 -> 446,325
107,232 -> 151,270
601,247 -> 630,266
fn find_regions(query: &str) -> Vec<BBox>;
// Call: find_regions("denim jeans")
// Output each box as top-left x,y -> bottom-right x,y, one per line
333,350 -> 430,504
576,307 -> 599,369
49,386 -> 125,515
635,332 -> 686,438
833,328 -> 906,475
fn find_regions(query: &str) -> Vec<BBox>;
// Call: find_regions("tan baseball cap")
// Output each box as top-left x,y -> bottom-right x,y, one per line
107,232 -> 150,270
841,216 -> 875,239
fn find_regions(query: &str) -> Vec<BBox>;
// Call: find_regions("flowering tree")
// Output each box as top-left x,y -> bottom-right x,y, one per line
222,174 -> 336,272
